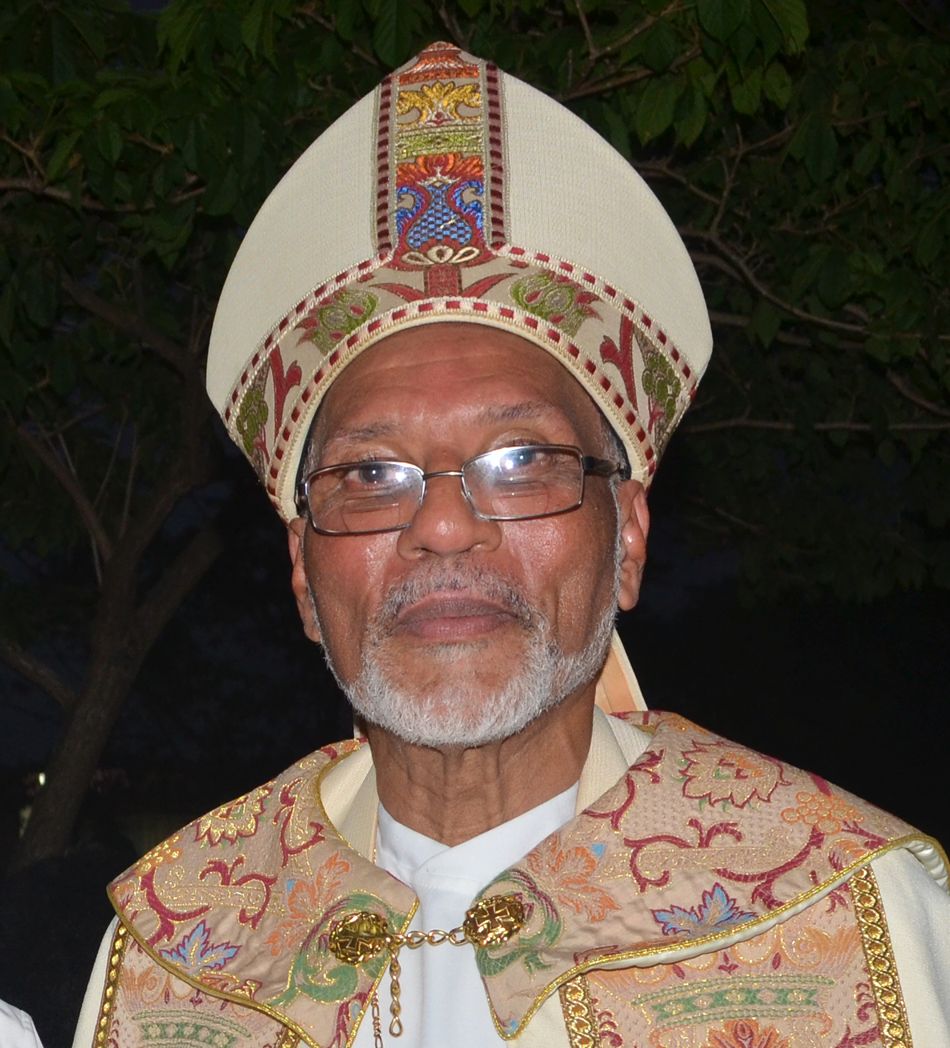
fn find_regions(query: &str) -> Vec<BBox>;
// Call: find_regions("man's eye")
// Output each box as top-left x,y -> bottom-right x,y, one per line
499,447 -> 549,472
342,463 -> 386,485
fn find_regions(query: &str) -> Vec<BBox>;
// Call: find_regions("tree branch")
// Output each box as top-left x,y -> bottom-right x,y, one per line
129,525 -> 224,655
61,274 -> 194,376
687,232 -> 867,335
0,636 -> 77,712
15,423 -> 114,561
559,46 -> 702,101
886,370 -> 950,419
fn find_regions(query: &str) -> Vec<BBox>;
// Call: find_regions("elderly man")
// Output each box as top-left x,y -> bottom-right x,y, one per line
75,43 -> 949,1048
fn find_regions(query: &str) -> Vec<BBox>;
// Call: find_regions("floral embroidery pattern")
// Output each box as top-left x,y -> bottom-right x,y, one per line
235,384 -> 267,458
266,851 -> 352,957
681,743 -> 787,809
396,81 -> 481,124
702,1019 -> 790,1048
159,920 -> 239,977
511,272 -> 601,335
525,835 -> 619,923
653,884 -> 756,938
195,784 -> 272,846
781,790 -> 866,834
296,289 -> 379,356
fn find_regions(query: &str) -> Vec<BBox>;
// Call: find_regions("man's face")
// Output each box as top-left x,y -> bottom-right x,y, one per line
288,323 -> 647,747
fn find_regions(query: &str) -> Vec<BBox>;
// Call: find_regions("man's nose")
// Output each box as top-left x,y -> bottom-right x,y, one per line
395,471 -> 501,558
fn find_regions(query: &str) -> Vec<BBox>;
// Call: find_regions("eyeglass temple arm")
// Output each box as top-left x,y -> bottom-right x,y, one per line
582,456 -> 631,482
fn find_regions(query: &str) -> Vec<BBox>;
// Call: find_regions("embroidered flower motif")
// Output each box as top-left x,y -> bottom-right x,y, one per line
681,744 -> 786,808
266,851 -> 352,956
135,834 -> 182,875
159,921 -> 239,977
781,791 -> 865,835
525,835 -> 619,923
642,343 -> 682,442
701,1019 -> 790,1048
235,384 -> 268,457
652,884 -> 755,939
396,81 -> 482,125
195,784 -> 272,846
295,290 -> 379,356
510,272 -> 601,336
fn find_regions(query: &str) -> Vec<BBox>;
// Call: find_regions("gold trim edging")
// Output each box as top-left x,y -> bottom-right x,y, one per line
851,865 -> 914,1048
94,921 -> 126,1046
559,976 -> 597,1048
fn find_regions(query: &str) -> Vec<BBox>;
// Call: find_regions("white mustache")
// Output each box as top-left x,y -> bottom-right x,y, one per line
376,565 -> 538,634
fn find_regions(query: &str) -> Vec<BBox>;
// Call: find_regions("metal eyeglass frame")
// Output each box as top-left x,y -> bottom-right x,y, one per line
295,443 -> 630,535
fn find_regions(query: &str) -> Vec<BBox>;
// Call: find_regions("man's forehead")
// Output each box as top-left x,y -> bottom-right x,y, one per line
320,399 -> 572,450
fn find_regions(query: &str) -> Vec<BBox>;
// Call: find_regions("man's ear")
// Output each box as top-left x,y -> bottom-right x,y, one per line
287,517 -> 322,644
615,480 -> 650,612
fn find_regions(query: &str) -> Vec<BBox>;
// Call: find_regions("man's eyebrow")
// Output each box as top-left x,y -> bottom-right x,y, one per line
323,421 -> 399,447
475,401 -> 558,426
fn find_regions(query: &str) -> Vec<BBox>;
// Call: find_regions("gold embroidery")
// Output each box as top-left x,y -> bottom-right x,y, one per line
94,922 -> 127,1047
851,864 -> 914,1048
275,1027 -> 299,1048
559,976 -> 597,1048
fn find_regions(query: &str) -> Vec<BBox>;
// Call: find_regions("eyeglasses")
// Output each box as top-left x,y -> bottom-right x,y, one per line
297,444 -> 628,535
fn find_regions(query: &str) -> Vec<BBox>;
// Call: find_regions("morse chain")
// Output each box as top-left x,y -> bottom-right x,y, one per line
329,894 -> 526,1043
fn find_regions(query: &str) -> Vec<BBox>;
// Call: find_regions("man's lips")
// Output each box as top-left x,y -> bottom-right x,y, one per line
392,595 -> 517,640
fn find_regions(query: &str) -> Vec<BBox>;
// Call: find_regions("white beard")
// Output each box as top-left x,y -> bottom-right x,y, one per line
311,551 -> 620,750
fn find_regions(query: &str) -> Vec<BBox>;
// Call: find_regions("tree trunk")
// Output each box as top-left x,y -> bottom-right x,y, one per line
10,659 -> 137,871
9,521 -> 222,872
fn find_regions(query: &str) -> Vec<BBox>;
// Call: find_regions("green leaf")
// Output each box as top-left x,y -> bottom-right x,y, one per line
46,129 -> 83,181
916,226 -> 944,268
457,0 -> 485,15
759,0 -> 808,53
370,0 -> 415,68
601,104 -> 631,159
202,166 -> 239,216
852,138 -> 880,177
747,300 -> 782,346
674,83 -> 707,147
804,119 -> 836,183
96,119 -> 123,164
818,249 -> 851,309
241,0 -> 268,56
698,0 -> 749,42
635,77 -> 681,144
730,67 -> 762,114
865,336 -> 892,363
640,22 -> 677,72
762,62 -> 792,108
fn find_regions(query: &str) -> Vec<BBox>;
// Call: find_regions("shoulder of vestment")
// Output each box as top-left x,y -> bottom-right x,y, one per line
107,712 -> 946,1046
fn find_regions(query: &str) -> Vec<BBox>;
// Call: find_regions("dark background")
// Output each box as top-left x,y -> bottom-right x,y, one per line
1,443 -> 947,1048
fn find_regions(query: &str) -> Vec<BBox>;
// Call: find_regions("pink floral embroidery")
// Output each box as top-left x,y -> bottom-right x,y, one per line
525,835 -> 618,923
682,743 -> 786,808
702,1019 -> 790,1048
781,791 -> 865,835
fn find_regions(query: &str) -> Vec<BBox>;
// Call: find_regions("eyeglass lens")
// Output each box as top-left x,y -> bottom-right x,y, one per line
305,446 -> 587,534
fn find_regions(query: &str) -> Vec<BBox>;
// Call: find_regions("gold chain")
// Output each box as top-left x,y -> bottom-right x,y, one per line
330,894 -> 525,1042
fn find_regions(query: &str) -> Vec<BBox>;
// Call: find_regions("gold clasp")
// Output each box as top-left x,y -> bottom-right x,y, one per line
328,894 -> 525,1042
